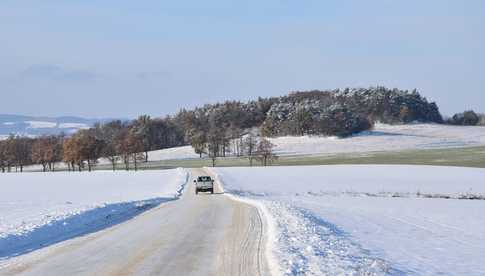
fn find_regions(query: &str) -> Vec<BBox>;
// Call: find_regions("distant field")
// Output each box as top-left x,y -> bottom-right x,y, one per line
20,123 -> 485,171
89,145 -> 485,170
129,123 -> 485,169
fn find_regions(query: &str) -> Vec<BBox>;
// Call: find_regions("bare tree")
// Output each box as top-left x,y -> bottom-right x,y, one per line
19,137 -> 33,172
3,135 -> 15,172
0,140 -> 6,173
229,126 -> 243,157
132,115 -> 154,162
207,143 -> 218,167
32,136 -> 51,172
97,121 -> 124,171
206,130 -> 220,167
190,131 -> 206,158
5,135 -> 32,172
51,135 -> 64,171
116,129 -> 131,171
255,137 -> 277,166
116,129 -> 144,171
63,137 -> 81,171
70,130 -> 104,172
244,132 -> 258,166
32,135 -> 63,172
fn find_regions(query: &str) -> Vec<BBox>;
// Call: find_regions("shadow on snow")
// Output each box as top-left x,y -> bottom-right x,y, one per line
0,197 -> 174,261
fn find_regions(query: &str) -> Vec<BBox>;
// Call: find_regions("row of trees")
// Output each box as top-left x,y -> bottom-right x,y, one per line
1,87 -> 452,172
0,135 -> 34,172
0,114 -> 278,172
204,131 -> 278,167
0,115 -> 186,172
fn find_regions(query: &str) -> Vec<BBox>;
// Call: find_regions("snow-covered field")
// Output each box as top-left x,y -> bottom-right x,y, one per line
211,165 -> 485,275
57,122 -> 90,129
147,146 -> 201,161
269,123 -> 485,156
25,121 -> 58,129
144,124 -> 485,161
0,169 -> 188,260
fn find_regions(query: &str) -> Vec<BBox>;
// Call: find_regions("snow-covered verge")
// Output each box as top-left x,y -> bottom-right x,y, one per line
0,169 -> 188,261
210,165 -> 485,275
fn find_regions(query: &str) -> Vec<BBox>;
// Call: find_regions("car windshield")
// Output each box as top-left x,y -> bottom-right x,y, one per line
198,176 -> 212,182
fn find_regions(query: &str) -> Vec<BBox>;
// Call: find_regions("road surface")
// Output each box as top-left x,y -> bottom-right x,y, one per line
0,168 -> 270,276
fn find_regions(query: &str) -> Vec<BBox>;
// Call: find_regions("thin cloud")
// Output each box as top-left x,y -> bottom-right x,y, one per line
19,64 -> 99,82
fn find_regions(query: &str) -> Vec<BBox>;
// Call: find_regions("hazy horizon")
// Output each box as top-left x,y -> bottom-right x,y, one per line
1,0 -> 484,118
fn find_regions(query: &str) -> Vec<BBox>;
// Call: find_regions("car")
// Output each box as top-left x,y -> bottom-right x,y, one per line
194,176 -> 214,194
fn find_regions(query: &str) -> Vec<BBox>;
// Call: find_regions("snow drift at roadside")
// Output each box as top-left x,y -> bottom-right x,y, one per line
211,165 -> 485,275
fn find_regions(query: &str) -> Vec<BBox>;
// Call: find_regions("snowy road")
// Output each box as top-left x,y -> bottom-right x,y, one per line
0,169 -> 270,276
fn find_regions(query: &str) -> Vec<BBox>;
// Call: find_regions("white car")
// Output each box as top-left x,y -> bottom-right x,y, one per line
194,176 -> 214,194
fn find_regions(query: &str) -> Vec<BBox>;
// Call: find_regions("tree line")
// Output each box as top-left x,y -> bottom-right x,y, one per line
1,86 -> 459,172
0,114 -> 278,172
0,116 -> 185,172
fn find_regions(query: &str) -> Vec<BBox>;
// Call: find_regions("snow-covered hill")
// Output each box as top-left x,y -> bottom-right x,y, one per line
0,169 -> 188,260
147,146 -> 201,161
211,165 -> 485,275
146,123 -> 485,161
0,114 -> 114,138
269,123 -> 485,156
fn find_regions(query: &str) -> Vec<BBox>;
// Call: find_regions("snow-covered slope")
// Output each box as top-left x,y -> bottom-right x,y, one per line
269,123 -> 485,156
211,165 -> 485,275
144,124 -> 485,162
147,146 -> 200,161
0,169 -> 188,260
0,114 -> 113,137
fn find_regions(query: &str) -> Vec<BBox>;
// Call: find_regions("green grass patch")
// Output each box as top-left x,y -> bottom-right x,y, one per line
106,146 -> 485,170
24,146 -> 485,172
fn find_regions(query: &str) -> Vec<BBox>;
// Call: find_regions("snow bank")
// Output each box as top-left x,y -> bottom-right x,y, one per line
0,169 -> 188,260
211,165 -> 485,275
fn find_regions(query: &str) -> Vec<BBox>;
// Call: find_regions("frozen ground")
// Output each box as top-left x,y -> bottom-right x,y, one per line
211,165 -> 485,275
0,169 -> 188,261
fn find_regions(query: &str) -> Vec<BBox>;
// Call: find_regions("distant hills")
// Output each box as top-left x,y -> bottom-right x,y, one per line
0,114 -> 116,138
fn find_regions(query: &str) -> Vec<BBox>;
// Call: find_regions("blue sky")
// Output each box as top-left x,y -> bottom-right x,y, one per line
0,0 -> 484,118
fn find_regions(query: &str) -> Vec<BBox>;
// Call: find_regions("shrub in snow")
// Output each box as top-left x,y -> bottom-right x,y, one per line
447,110 -> 480,126
479,114 -> 485,126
